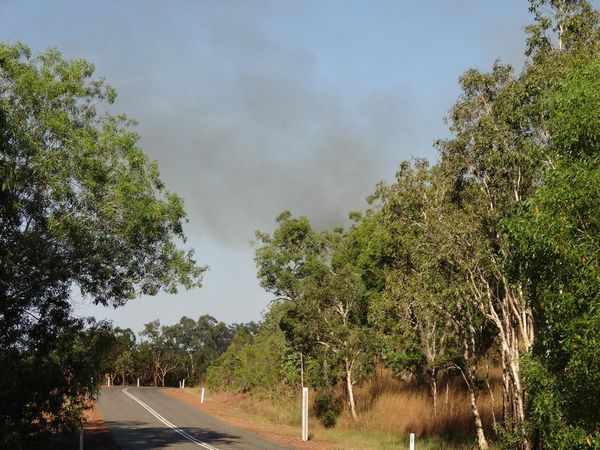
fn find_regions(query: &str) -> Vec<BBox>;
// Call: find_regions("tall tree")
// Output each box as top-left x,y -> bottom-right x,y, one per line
436,3 -> 598,447
0,43 -> 204,445
139,320 -> 180,387
374,160 -> 493,448
256,213 -> 375,421
506,54 -> 600,449
255,211 -> 324,386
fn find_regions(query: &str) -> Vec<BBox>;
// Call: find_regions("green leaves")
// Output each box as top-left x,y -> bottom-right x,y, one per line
502,47 -> 600,446
1,42 -> 205,445
546,56 -> 600,157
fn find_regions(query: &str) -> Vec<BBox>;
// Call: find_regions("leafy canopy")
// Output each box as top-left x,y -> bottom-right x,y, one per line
0,42 -> 205,445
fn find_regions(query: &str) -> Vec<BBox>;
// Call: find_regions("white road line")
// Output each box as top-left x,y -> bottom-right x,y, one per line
122,388 -> 219,450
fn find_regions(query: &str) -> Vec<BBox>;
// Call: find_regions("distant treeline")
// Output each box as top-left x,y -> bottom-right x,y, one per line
98,316 -> 257,388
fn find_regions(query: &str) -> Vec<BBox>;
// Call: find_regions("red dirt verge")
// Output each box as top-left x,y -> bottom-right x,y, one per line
83,404 -> 120,450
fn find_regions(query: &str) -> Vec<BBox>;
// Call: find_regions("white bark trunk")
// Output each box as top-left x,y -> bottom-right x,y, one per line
459,363 -> 488,450
345,358 -> 358,422
469,384 -> 489,450
487,285 -> 533,450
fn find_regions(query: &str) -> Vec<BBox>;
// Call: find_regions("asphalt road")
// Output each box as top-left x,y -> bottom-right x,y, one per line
97,387 -> 289,450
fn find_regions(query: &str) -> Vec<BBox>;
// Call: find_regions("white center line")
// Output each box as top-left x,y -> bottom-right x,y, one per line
122,388 -> 219,450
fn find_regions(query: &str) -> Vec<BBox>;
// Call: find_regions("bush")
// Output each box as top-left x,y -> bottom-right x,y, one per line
314,389 -> 340,428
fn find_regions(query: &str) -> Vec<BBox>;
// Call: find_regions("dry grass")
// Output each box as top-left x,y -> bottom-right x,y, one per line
348,371 -> 501,439
208,367 -> 503,448
237,393 -> 301,427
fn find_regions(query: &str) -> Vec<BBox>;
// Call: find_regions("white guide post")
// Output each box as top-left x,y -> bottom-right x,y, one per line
201,387 -> 205,404
409,432 -> 415,450
182,379 -> 185,389
137,378 -> 140,387
301,387 -> 308,442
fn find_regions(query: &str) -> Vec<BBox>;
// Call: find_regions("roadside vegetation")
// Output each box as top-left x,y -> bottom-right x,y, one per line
1,1 -> 598,449
207,2 -> 600,449
0,42 -> 204,448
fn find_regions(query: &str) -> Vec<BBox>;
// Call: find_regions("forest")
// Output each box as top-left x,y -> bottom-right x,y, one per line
1,1 -> 598,449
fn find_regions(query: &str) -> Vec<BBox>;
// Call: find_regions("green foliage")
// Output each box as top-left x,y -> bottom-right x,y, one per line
203,3 -> 599,448
313,389 -> 340,428
0,42 -> 204,446
546,56 -> 600,156
254,211 -> 323,302
242,4 -> 599,447
505,55 -> 600,448
255,211 -> 380,420
0,318 -> 116,447
205,303 -> 293,393
160,315 -> 234,386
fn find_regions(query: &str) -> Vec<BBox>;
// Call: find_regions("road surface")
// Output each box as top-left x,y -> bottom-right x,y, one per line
97,387 -> 289,450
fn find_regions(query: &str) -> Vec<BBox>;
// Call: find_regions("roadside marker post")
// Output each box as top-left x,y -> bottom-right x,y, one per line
137,378 -> 140,387
409,432 -> 415,450
301,387 -> 308,442
201,387 -> 205,403
182,379 -> 185,389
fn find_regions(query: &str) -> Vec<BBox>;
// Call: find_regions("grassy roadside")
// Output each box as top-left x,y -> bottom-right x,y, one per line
169,386 -> 486,450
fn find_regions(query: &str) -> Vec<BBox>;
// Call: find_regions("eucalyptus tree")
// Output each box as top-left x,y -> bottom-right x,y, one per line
375,161 -> 454,416
139,320 -> 181,387
255,211 -> 324,386
311,230 -> 376,422
0,43 -> 204,444
256,213 -> 376,421
506,54 -> 600,449
206,303 -> 293,394
162,317 -> 199,383
373,159 -> 493,448
436,2 -> 598,447
160,315 -> 234,385
108,327 -> 137,385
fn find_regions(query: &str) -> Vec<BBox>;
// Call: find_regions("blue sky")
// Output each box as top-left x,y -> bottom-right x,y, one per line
2,0 -> 536,331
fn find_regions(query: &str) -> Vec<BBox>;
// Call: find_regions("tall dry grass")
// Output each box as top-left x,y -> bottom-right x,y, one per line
339,367 -> 502,439
217,365 -> 503,447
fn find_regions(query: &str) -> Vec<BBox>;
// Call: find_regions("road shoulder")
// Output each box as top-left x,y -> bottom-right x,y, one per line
162,388 -> 332,450
84,403 -> 120,450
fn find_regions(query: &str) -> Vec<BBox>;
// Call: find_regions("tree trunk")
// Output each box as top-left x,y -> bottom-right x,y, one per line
445,381 -> 449,410
487,284 -> 533,450
122,370 -> 125,386
469,382 -> 488,450
460,365 -> 488,450
429,368 -> 438,418
188,352 -> 195,382
501,351 -> 510,424
345,358 -> 358,422
456,317 -> 488,450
